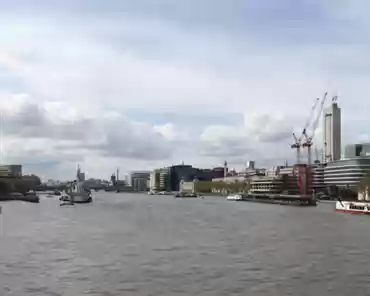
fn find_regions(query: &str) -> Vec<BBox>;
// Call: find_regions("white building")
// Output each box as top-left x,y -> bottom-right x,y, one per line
323,99 -> 341,163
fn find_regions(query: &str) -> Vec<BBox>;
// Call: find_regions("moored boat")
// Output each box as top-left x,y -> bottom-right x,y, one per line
335,199 -> 370,214
335,188 -> 370,214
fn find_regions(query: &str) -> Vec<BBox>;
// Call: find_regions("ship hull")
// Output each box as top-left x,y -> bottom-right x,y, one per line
335,200 -> 370,214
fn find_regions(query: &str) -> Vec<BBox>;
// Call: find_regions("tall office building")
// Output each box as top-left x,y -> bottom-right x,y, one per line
323,99 -> 341,163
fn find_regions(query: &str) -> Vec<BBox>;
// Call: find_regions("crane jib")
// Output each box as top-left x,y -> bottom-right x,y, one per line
291,92 -> 331,164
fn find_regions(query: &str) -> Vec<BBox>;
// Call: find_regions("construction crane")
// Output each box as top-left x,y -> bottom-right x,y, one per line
302,92 -> 328,165
291,97 -> 320,164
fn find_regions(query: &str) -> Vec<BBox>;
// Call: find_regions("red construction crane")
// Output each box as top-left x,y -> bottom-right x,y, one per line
302,92 -> 328,165
291,97 -> 320,164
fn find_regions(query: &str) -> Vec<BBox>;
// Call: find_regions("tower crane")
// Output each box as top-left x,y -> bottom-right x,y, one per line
302,92 -> 328,165
291,97 -> 320,164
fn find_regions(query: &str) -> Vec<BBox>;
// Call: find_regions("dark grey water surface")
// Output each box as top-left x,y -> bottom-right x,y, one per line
0,193 -> 369,295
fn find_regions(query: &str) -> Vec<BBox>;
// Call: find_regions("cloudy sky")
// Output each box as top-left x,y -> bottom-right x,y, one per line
0,0 -> 369,180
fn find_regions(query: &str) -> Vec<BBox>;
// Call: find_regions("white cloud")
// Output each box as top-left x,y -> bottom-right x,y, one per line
0,1 -> 370,179
153,123 -> 178,141
198,114 -> 296,165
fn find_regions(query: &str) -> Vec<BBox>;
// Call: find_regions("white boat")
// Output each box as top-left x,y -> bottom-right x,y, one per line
335,190 -> 370,214
226,194 -> 243,201
159,191 -> 172,195
335,200 -> 370,214
60,165 -> 92,205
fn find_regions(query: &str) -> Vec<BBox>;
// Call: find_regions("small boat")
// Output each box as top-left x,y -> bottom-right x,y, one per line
335,199 -> 370,214
226,194 -> 243,201
159,191 -> 173,195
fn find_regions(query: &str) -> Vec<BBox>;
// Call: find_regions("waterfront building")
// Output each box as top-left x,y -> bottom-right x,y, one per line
159,168 -> 171,191
169,164 -> 198,191
212,175 -> 246,183
324,157 -> 370,189
250,176 -> 284,193
277,166 -> 300,194
149,168 -> 171,191
149,170 -> 159,190
311,164 -> 325,192
247,164 -> 312,195
323,99 -> 341,162
0,165 -> 22,178
131,171 -> 150,191
150,164 -> 229,192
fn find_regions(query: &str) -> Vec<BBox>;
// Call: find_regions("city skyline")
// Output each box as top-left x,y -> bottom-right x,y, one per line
1,1 -> 370,180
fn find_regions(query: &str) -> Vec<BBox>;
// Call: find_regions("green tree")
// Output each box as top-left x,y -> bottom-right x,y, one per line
13,179 -> 29,194
358,173 -> 370,196
194,180 -> 250,194
0,179 -> 14,194
22,175 -> 42,189
0,175 -> 42,195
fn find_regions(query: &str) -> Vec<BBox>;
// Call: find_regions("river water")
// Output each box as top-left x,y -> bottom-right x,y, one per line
0,193 -> 369,295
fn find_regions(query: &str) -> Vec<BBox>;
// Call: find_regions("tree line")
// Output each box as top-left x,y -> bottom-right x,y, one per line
0,175 -> 41,194
358,174 -> 370,196
194,180 -> 250,194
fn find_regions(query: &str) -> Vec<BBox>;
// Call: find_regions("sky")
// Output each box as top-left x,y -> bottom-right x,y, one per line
0,0 -> 370,181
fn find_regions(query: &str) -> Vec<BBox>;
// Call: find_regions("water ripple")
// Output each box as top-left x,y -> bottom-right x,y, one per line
1,194 -> 370,295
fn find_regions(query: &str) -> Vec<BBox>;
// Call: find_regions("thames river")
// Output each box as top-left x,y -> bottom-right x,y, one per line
0,193 -> 369,295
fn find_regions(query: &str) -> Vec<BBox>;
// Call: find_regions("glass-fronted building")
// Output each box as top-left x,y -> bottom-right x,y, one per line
324,157 -> 370,188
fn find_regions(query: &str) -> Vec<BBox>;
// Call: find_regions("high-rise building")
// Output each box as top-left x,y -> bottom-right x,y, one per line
323,99 -> 341,163
246,160 -> 255,170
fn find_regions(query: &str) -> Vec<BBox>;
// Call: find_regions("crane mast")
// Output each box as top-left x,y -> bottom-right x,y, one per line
291,97 -> 320,164
302,92 -> 328,165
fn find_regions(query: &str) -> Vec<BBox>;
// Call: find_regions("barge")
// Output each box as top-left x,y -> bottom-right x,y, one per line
241,193 -> 317,206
